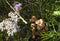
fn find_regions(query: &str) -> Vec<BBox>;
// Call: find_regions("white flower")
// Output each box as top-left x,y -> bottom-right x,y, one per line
0,11 -> 20,36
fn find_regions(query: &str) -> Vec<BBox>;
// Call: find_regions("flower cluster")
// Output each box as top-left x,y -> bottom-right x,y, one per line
0,12 -> 20,36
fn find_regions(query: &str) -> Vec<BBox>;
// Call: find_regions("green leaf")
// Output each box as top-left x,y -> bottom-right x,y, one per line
53,11 -> 60,16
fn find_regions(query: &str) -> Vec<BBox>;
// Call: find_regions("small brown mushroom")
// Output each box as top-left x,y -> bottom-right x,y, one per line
35,18 -> 48,32
35,19 -> 45,30
31,23 -> 36,39
30,16 -> 37,22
